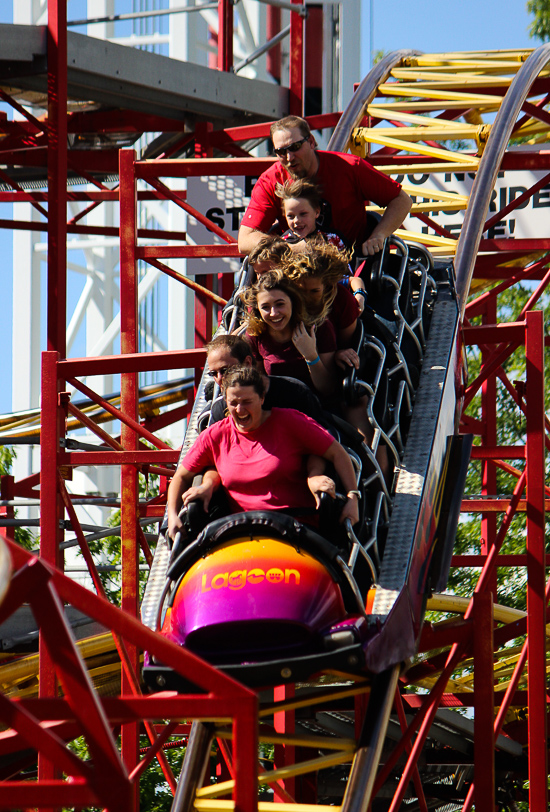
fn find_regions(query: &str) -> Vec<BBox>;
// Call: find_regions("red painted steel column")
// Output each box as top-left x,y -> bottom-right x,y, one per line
119,148 -> 140,811
266,6 -> 282,82
480,300 -> 498,599
233,697 -> 259,812
194,125 -> 214,382
525,309 -> 547,811
47,0 -> 67,357
42,11 -> 68,798
218,0 -> 233,71
274,685 -> 296,800
304,6 -> 323,116
473,590 -> 495,810
40,352 -> 65,571
289,0 -> 304,116
39,351 -> 64,803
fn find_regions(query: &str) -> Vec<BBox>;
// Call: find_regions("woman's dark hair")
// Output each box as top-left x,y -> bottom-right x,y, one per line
241,270 -> 310,336
276,178 -> 323,213
222,365 -> 266,398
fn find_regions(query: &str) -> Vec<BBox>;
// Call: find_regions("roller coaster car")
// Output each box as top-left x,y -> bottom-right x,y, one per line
143,238 -> 469,690
143,505 -> 375,691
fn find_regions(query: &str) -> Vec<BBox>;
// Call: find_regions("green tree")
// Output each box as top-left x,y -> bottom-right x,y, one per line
445,282 -> 550,613
83,466 -> 161,606
0,446 -> 34,550
527,0 -> 550,41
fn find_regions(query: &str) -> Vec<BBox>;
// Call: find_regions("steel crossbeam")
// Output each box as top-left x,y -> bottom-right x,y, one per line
0,539 -> 259,812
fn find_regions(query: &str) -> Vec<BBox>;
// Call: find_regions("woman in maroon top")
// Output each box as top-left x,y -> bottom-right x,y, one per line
281,244 -> 377,447
242,271 -> 337,398
281,243 -> 361,367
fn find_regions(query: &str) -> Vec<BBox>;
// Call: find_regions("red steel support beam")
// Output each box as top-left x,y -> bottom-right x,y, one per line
233,698 -> 259,812
119,148 -> 140,808
59,347 -> 206,377
194,125 -> 215,391
273,685 -> 296,801
0,538 -> 261,809
289,0 -> 304,116
381,456 -> 528,806
394,690 -> 428,812
472,590 -> 495,810
480,300 -> 498,599
525,309 -> 548,811
218,0 -> 233,72
267,6 -> 282,82
47,0 -> 67,357
42,18 -> 68,799
39,350 -> 65,802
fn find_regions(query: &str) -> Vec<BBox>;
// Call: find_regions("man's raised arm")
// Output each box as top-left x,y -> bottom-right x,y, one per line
360,188 -> 412,256
238,224 -> 269,254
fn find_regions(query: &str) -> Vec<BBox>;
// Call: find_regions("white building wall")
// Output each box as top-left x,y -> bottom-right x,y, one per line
8,0 -> 362,552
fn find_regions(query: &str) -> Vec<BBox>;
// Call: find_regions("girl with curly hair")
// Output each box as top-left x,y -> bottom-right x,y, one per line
280,242 -> 360,369
280,244 -> 383,461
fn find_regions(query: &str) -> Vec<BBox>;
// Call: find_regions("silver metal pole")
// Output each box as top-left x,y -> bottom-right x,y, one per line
68,4 -> 218,27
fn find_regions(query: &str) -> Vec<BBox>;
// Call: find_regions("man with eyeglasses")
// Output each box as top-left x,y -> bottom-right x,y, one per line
200,334 -> 328,428
238,115 -> 412,259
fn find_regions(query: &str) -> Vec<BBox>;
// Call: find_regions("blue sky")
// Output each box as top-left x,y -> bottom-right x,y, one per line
0,0 -> 542,414
361,0 -> 535,72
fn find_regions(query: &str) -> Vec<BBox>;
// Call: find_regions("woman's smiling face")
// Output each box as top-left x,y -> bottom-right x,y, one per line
226,385 -> 264,432
257,289 -> 293,334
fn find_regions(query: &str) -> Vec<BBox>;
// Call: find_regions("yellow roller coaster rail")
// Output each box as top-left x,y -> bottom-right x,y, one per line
338,49 -> 550,260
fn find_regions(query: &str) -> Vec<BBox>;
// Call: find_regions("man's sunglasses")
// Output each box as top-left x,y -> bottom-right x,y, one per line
273,136 -> 309,158
207,366 -> 229,379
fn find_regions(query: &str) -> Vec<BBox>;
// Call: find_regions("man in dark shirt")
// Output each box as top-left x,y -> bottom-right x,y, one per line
201,334 -> 328,428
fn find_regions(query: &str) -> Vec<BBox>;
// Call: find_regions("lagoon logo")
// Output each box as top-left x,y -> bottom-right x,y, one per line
201,567 -> 300,592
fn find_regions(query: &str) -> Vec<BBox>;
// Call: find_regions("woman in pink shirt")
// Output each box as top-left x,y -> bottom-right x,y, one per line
166,366 -> 360,538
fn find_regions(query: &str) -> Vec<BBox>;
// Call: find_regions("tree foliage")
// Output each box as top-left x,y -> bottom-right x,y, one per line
0,446 -> 34,550
527,0 -> 550,41
445,281 -> 550,614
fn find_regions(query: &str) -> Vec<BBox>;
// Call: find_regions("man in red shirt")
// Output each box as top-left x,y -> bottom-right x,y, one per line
238,115 -> 412,257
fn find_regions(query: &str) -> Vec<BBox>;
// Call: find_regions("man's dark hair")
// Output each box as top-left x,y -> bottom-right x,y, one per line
222,365 -> 266,397
270,115 -> 312,141
206,334 -> 253,364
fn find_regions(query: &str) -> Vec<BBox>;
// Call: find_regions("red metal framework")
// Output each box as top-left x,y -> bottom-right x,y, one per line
407,308 -> 548,811
0,536 -> 259,812
0,4 -> 548,812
